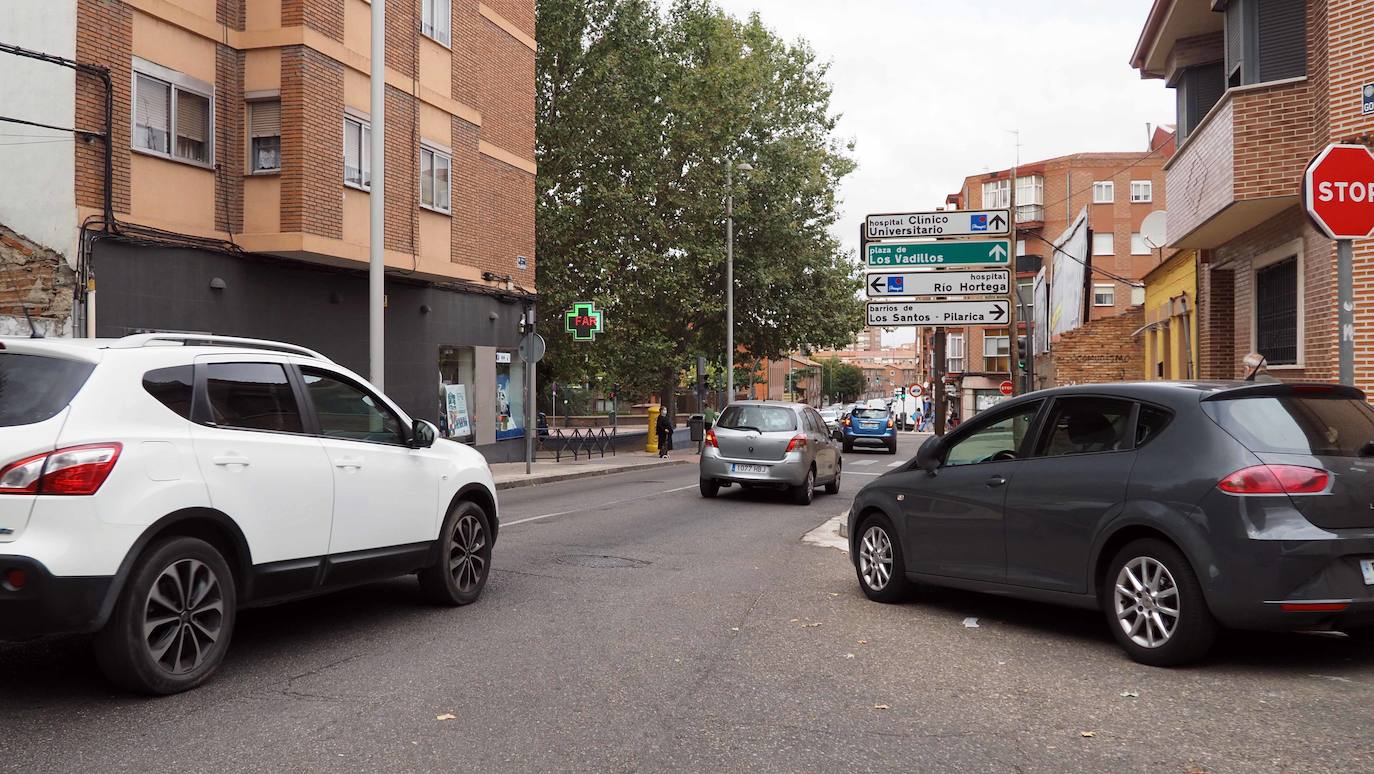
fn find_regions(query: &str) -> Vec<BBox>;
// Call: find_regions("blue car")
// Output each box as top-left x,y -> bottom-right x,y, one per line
842,407 -> 897,454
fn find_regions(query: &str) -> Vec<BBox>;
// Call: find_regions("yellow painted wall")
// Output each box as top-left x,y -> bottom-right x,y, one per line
419,103 -> 450,147
344,0 -> 371,58
1142,251 -> 1198,380
132,10 -> 216,85
242,175 -> 281,234
244,48 -> 281,93
418,210 -> 452,273
161,0 -> 216,22
130,153 -> 216,230
344,68 -> 370,114
244,0 -> 282,31
343,188 -> 369,246
419,38 -> 451,100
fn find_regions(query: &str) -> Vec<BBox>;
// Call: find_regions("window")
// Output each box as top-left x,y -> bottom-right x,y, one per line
133,63 -> 214,166
1203,395 -> 1374,457
717,404 -> 797,432
946,333 -> 965,373
1092,233 -> 1114,256
982,179 -> 1010,209
205,363 -> 302,433
1036,397 -> 1134,457
1016,175 -> 1044,221
0,353 -> 95,428
1135,405 -> 1172,448
344,115 -> 372,189
1255,255 -> 1298,365
143,365 -> 194,420
421,0 -> 452,46
1175,62 -> 1226,143
1131,233 -> 1150,255
420,145 -> 452,213
1130,180 -> 1152,203
495,352 -> 525,440
1093,284 -> 1116,307
302,369 -> 406,445
1016,239 -> 1026,257
1092,181 -> 1114,204
982,330 -> 1009,372
1225,0 -> 1306,88
944,401 -> 1042,467
439,346 -> 475,440
248,99 -> 281,173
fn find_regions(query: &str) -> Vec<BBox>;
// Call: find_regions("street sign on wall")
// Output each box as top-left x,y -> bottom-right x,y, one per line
866,269 -> 1010,298
866,209 -> 1011,239
1303,143 -> 1374,239
867,299 -> 1009,327
866,239 -> 1010,268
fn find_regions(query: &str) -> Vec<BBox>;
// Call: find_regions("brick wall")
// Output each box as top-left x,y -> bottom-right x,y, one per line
216,0 -> 245,30
215,44 -> 244,234
283,0 -> 344,43
384,85 -> 418,254
479,156 -> 536,286
0,224 -> 75,327
1231,81 -> 1315,200
451,116 -> 482,266
479,17 -> 537,160
386,0 -> 419,79
1042,307 -> 1145,386
452,0 -> 482,108
75,0 -> 132,217
280,46 -> 344,239
1197,257 -> 1235,380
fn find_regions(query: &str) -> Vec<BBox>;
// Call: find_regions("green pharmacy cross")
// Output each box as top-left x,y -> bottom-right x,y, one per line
564,301 -> 605,342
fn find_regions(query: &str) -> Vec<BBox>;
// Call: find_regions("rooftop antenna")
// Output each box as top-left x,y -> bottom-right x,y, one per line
20,305 -> 41,338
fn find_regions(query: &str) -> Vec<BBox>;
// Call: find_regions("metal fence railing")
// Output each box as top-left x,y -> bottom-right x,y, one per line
537,427 -> 617,462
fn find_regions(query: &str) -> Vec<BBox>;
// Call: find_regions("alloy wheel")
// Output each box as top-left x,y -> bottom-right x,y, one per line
449,512 -> 488,592
859,525 -> 893,591
143,558 -> 225,675
1114,556 -> 1180,648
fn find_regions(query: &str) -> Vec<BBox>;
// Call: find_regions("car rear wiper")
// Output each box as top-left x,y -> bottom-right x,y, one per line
732,425 -> 762,433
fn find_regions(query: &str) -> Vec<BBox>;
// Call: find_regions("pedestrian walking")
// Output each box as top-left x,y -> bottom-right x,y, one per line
656,406 -> 673,458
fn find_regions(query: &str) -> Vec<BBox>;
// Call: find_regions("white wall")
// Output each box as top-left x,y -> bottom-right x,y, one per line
0,0 -> 79,267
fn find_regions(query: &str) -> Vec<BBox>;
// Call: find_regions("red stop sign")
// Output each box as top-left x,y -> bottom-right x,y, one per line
1304,144 -> 1374,239
999,380 -> 1014,396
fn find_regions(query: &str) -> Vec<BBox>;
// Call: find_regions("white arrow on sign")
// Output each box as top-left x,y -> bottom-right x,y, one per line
865,209 -> 1011,239
865,269 -> 1010,298
867,299 -> 1010,327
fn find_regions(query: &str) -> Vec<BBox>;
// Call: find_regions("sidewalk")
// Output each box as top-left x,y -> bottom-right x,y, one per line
489,447 -> 700,490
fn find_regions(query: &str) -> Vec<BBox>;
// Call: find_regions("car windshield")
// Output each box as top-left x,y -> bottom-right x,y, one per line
716,404 -> 797,432
1205,395 -> 1374,457
0,353 -> 96,427
820,410 -> 838,420
852,408 -> 888,419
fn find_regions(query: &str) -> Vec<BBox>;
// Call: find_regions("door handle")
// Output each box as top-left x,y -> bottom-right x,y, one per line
335,457 -> 364,470
212,454 -> 251,467
985,475 -> 1007,488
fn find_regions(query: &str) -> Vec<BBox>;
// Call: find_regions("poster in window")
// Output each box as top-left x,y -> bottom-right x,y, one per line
444,384 -> 471,439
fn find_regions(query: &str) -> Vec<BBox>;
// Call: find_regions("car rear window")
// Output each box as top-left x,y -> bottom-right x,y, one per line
0,352 -> 95,427
852,408 -> 888,419
1204,396 -> 1374,457
716,405 -> 797,432
143,365 -> 194,419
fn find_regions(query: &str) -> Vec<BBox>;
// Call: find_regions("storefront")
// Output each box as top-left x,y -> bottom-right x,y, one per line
90,240 -> 536,462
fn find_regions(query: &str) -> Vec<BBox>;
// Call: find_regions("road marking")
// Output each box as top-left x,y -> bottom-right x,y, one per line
887,460 -> 906,467
852,460 -> 876,466
849,471 -> 884,477
504,483 -> 696,527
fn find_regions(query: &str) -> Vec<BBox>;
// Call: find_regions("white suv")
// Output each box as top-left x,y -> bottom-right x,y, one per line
0,334 -> 498,694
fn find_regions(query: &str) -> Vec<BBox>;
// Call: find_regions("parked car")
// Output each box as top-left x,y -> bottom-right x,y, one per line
0,334 -> 499,694
842,406 -> 898,454
819,408 -> 843,440
848,380 -> 1374,666
700,401 -> 841,505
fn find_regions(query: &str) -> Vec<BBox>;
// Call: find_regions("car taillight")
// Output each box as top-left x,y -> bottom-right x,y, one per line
886,418 -> 895,429
704,429 -> 718,448
786,434 -> 808,453
1217,464 -> 1329,495
0,443 -> 122,496
842,417 -> 851,427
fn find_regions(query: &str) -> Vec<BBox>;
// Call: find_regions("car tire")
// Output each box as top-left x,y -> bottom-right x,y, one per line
791,467 -> 815,506
854,512 -> 911,603
94,536 -> 238,695
842,440 -> 853,454
1103,538 -> 1217,667
419,499 -> 493,606
886,440 -> 898,455
824,462 -> 841,495
699,477 -> 720,498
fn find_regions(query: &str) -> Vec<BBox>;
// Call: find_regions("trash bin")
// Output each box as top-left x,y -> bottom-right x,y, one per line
688,414 -> 705,442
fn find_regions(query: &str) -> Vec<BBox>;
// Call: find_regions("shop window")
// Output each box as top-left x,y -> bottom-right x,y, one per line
496,352 -> 526,440
438,346 -> 476,440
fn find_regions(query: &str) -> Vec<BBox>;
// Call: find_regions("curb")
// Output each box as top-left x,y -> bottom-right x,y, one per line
494,458 -> 693,491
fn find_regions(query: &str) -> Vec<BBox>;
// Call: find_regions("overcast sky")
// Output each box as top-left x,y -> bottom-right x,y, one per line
708,0 -> 1174,345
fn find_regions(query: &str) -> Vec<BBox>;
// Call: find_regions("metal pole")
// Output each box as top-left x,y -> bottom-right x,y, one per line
932,328 -> 946,436
1008,142 -> 1019,395
726,166 -> 735,405
1338,239 -> 1355,386
368,0 -> 386,388
524,306 -> 536,475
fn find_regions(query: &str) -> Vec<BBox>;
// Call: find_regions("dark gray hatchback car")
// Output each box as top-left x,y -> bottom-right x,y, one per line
848,381 -> 1374,666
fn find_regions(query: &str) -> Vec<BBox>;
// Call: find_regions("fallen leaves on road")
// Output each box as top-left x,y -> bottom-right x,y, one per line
962,617 -> 980,628
873,704 -> 890,711
857,639 -> 868,645
1080,731 -> 1097,738
436,713 -> 457,721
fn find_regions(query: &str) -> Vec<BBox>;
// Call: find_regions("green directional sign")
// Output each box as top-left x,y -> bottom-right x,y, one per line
865,239 -> 1011,268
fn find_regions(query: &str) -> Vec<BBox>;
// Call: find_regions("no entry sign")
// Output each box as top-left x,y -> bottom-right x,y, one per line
1304,143 -> 1374,240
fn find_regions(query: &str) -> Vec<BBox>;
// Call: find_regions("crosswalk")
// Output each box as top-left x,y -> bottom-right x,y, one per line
848,459 -> 907,468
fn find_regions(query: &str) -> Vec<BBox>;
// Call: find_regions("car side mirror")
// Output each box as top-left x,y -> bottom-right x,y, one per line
411,419 -> 438,448
915,435 -> 943,475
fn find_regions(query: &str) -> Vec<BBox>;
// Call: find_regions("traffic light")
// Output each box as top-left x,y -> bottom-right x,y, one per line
609,383 -> 620,400
1016,335 -> 1028,372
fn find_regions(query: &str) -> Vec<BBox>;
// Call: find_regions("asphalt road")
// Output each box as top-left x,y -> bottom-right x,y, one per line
4,431 -> 1374,772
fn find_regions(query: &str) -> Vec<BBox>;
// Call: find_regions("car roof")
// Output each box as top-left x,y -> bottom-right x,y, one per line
0,334 -> 331,363
1005,380 -> 1364,410
726,400 -> 809,411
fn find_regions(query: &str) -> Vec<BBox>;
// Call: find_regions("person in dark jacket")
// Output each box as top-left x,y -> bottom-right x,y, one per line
656,407 -> 673,458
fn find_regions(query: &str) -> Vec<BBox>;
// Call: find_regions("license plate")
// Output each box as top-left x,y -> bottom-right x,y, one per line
860,422 -> 878,429
1361,559 -> 1374,586
731,464 -> 767,474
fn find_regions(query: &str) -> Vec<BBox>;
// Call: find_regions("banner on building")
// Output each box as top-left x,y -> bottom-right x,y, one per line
1033,266 -> 1049,355
1049,208 -> 1088,339
444,384 -> 471,439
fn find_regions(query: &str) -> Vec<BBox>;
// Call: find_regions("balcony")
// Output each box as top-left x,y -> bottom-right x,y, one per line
1015,204 -> 1044,225
1164,78 -> 1313,249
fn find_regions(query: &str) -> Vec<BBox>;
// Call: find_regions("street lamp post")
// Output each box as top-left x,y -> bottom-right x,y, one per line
726,161 -> 753,405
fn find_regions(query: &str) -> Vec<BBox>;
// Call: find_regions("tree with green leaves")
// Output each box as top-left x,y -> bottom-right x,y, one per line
819,356 -> 864,402
536,0 -> 863,413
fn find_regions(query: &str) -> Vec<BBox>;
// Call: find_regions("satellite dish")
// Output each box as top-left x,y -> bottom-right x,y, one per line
1140,210 -> 1168,250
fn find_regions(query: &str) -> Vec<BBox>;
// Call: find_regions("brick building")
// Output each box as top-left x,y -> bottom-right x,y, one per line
1131,0 -> 1374,388
933,138 -> 1174,415
0,0 -> 537,460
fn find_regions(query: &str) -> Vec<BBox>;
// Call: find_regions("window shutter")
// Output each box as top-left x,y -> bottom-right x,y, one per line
1225,0 -> 1244,83
249,100 -> 280,138
1257,0 -> 1305,82
136,75 -> 170,140
176,90 -> 209,142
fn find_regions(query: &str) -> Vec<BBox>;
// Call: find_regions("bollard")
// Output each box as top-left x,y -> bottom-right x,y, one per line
646,404 -> 660,455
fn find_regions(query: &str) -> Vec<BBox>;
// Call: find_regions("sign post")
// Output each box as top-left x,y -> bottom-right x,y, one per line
1303,143 -> 1374,386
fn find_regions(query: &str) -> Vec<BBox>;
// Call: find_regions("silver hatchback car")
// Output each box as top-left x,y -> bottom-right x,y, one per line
699,401 -> 842,505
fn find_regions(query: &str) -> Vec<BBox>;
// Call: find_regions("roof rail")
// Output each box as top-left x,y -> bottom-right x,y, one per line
110,333 -> 333,362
